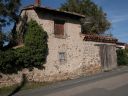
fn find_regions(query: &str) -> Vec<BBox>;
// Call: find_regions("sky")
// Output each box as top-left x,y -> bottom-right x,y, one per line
4,0 -> 128,43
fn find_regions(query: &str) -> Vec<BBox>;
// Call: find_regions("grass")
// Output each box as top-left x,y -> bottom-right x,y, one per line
0,85 -> 17,96
0,82 -> 52,96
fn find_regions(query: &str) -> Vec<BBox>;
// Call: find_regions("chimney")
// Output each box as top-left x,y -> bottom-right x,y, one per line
35,0 -> 41,7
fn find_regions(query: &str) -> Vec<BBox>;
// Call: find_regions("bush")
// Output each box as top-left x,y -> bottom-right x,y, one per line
15,47 -> 46,70
116,49 -> 128,66
0,20 -> 48,74
24,20 -> 48,70
0,50 -> 18,74
24,20 -> 48,49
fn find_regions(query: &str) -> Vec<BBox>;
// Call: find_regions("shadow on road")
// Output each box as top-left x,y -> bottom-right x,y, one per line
8,74 -> 27,96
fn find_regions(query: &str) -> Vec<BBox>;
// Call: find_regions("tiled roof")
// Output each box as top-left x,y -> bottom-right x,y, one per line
83,34 -> 118,43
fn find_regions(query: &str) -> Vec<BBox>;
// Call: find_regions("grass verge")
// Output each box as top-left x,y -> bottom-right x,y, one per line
0,82 -> 52,96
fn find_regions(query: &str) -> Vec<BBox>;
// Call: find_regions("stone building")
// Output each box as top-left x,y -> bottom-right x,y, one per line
0,2 -> 118,87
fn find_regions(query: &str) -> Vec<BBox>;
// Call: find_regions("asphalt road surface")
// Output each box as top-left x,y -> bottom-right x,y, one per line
11,67 -> 128,96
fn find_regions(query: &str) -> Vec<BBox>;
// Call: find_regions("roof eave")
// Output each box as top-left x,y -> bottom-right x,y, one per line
21,5 -> 85,18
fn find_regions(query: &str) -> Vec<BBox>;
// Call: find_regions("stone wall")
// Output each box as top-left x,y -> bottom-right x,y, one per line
0,9 -> 117,88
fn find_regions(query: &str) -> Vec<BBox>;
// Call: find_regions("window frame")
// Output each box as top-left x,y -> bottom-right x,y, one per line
59,52 -> 67,64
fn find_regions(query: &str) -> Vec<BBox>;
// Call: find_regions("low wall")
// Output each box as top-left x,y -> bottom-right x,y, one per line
0,63 -> 102,88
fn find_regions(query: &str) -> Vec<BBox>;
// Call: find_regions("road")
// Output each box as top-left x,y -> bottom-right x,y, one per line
13,67 -> 128,96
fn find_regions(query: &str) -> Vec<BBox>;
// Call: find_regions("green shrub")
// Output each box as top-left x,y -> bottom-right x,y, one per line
0,50 -> 18,74
24,20 -> 48,49
116,49 -> 128,66
24,20 -> 48,70
0,20 -> 48,74
15,47 -> 46,70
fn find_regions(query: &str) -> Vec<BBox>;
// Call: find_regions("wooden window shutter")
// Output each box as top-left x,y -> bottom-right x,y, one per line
54,20 -> 65,37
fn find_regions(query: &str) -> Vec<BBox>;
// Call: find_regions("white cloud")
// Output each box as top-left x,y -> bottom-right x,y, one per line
110,14 -> 128,23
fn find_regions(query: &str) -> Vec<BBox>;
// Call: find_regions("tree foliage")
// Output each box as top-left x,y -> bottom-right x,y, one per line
0,0 -> 21,26
0,49 -> 18,73
60,0 -> 111,34
0,20 -> 48,74
0,0 -> 21,48
25,20 -> 48,50
24,20 -> 48,68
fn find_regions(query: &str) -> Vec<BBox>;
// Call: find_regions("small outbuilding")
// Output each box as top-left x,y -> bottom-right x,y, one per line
13,3 -> 118,82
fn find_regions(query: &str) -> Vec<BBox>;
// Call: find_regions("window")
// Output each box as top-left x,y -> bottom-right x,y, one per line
59,52 -> 66,63
54,20 -> 65,38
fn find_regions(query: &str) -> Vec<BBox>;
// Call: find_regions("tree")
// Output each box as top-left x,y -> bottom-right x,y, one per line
0,0 -> 21,47
60,0 -> 111,34
0,0 -> 21,26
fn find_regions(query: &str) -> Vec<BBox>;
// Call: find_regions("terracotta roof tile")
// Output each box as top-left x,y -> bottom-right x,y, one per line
83,34 -> 118,43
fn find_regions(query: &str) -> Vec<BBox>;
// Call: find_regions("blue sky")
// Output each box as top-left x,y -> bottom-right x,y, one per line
92,0 -> 128,43
4,0 -> 128,43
